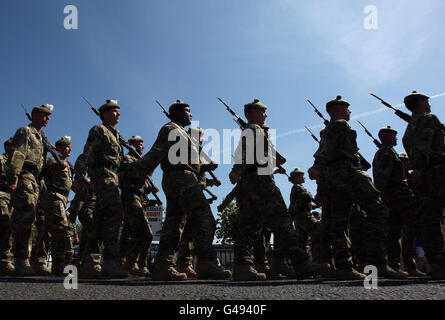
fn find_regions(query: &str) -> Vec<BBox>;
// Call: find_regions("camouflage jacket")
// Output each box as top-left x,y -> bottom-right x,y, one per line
82,124 -> 123,173
119,150 -> 151,199
289,184 -> 313,218
232,120 -> 274,176
372,144 -> 408,195
41,156 -> 72,199
5,124 -> 45,184
137,121 -> 201,175
402,111 -> 445,171
313,119 -> 361,170
0,154 -> 8,187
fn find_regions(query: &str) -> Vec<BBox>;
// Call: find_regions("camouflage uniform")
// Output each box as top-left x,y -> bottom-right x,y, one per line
38,154 -> 72,274
312,96 -> 390,276
402,93 -> 445,277
232,100 -> 317,280
372,133 -> 419,273
289,181 -> 321,262
118,147 -> 153,275
0,152 -> 14,273
81,101 -> 126,277
6,122 -> 45,274
135,100 -> 229,280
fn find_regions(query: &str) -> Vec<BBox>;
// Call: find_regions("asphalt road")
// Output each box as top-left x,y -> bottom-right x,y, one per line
0,275 -> 444,300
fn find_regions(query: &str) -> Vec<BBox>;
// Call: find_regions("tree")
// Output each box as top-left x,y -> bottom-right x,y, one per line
215,202 -> 240,247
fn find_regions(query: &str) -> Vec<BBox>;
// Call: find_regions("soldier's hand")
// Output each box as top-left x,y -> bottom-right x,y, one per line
229,170 -> 240,184
314,193 -> 324,204
217,204 -> 223,212
7,184 -> 17,192
308,166 -> 320,180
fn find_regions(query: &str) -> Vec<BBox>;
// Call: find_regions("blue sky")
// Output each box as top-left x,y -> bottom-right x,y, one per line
1,0 -> 445,230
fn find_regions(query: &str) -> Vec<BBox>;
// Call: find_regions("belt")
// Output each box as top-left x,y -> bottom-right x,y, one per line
429,156 -> 445,168
48,186 -> 70,197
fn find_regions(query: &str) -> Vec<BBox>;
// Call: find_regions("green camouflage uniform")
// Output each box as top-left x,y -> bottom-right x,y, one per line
313,118 -> 389,270
0,153 -> 13,265
118,150 -> 153,270
233,120 -> 309,268
81,123 -> 124,265
135,120 -> 218,268
289,183 -> 321,262
6,124 -> 45,262
38,156 -> 72,270
372,142 -> 419,271
402,111 -> 445,265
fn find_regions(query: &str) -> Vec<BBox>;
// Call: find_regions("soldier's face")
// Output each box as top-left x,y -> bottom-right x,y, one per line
381,133 -> 397,146
57,144 -> 71,158
133,141 -> 144,154
176,106 -> 192,126
5,144 -> 12,156
337,106 -> 351,121
417,99 -> 431,113
103,107 -> 120,126
247,109 -> 267,126
33,111 -> 50,128
295,174 -> 305,184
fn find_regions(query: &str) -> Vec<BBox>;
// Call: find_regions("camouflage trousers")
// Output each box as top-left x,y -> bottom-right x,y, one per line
235,174 -> 308,266
253,227 -> 272,267
156,170 -> 217,266
88,168 -> 123,263
11,172 -> 40,260
348,204 -> 368,268
120,192 -> 153,268
293,211 -> 322,263
30,204 -> 50,266
39,191 -> 71,266
384,187 -> 420,270
77,188 -> 99,265
176,215 -> 195,267
0,192 -> 13,263
412,164 -> 445,265
324,163 -> 389,269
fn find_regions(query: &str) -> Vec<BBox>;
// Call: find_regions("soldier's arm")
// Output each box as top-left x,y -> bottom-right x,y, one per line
82,125 -> 104,170
5,127 -> 30,185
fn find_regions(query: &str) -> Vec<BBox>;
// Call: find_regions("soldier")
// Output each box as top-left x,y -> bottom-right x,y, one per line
80,99 -> 127,278
308,96 -> 407,280
0,138 -> 14,275
372,126 -> 426,277
118,135 -> 154,277
6,104 -> 52,276
402,91 -> 445,279
134,100 -> 231,281
229,99 -> 323,281
37,136 -> 74,275
288,168 -> 322,263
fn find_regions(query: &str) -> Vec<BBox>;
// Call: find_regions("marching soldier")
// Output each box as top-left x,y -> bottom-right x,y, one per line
80,99 -> 127,278
6,104 -> 52,276
402,91 -> 445,279
0,138 -> 14,275
372,126 -> 425,277
288,168 -> 322,263
118,135 -> 154,277
134,100 -> 231,281
308,96 -> 406,280
229,99 -> 323,281
38,136 -> 74,275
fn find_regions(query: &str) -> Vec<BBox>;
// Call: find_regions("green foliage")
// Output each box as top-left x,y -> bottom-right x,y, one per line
215,202 -> 240,247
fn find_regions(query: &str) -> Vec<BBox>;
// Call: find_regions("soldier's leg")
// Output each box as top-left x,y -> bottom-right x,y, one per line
45,196 -> 71,275
386,208 -> 403,271
11,174 -> 39,276
176,215 -> 195,270
29,211 -> 51,275
0,194 -> 14,274
78,194 -> 100,265
119,209 -> 132,265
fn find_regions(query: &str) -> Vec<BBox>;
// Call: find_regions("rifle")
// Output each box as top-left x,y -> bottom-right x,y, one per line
369,93 -> 411,123
203,187 -> 218,204
155,100 -> 222,186
216,97 -> 288,172
305,99 -> 372,171
20,104 -> 86,184
357,120 -> 382,149
82,97 -> 162,206
304,125 -> 320,143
